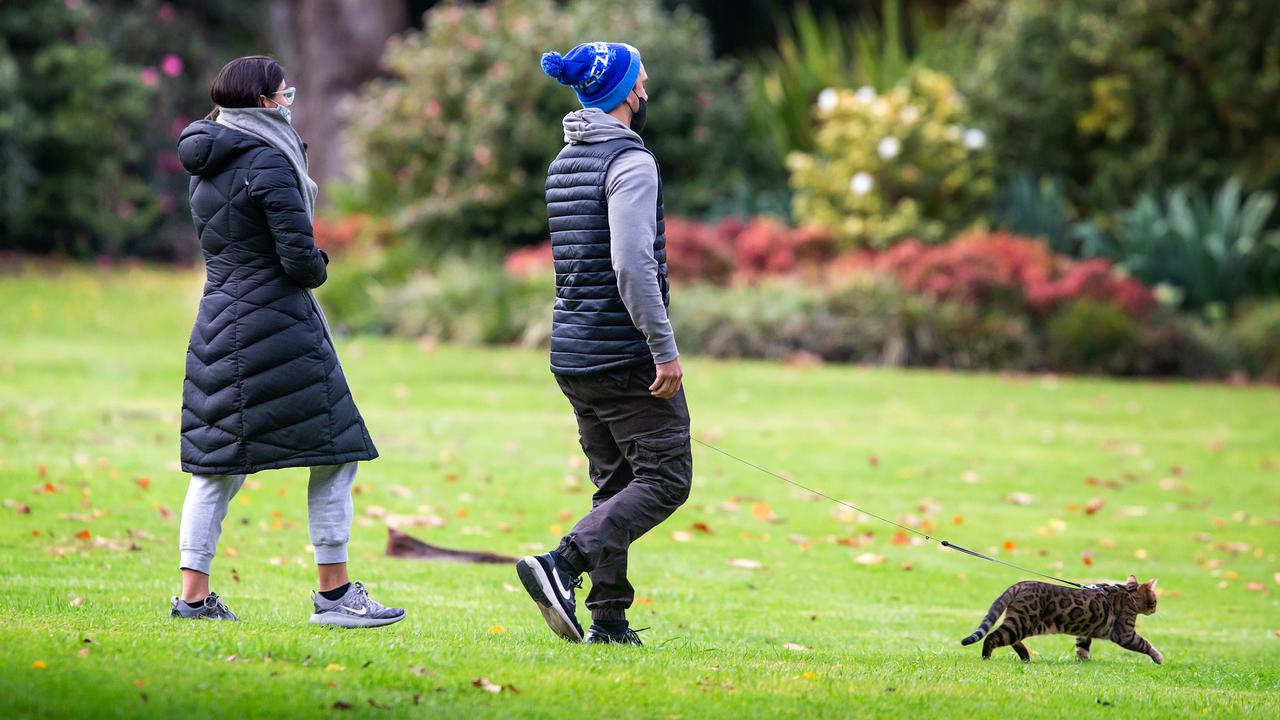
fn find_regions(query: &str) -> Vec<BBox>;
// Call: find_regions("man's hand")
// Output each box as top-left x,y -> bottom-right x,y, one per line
649,358 -> 683,399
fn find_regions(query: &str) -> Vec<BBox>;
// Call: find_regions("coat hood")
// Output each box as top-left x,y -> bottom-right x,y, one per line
561,108 -> 643,146
178,119 -> 268,177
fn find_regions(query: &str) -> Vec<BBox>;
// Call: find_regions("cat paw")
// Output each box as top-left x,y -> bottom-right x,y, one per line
1150,650 -> 1164,665
1075,648 -> 1091,660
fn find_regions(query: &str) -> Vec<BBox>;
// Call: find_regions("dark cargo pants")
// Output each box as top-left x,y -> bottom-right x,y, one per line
554,362 -> 693,622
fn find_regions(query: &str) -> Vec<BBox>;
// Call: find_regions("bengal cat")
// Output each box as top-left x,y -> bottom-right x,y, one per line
961,575 -> 1162,663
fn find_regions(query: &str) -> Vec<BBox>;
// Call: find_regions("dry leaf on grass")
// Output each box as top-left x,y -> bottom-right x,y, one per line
783,642 -> 808,652
854,553 -> 885,566
1005,492 -> 1035,506
728,558 -> 763,570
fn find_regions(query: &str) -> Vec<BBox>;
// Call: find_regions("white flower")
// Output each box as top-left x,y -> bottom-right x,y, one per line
876,136 -> 901,160
963,128 -> 987,150
898,105 -> 920,124
850,172 -> 875,197
817,88 -> 839,113
855,85 -> 877,103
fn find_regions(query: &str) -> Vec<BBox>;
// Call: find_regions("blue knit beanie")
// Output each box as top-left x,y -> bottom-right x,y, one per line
540,42 -> 642,111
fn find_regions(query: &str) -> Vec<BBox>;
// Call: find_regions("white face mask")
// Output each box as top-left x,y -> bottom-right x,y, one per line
276,104 -> 292,124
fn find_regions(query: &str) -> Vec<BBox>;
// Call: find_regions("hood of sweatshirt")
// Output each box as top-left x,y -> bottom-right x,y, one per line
561,107 -> 643,146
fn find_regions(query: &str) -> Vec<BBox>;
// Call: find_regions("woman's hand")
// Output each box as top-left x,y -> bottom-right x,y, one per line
649,358 -> 683,399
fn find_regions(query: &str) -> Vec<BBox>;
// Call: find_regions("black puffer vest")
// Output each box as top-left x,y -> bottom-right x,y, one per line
545,137 -> 668,375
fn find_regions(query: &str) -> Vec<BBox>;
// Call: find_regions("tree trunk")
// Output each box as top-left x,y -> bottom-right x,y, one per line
272,0 -> 410,198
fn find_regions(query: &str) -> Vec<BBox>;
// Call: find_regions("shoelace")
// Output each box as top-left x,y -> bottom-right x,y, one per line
205,593 -> 234,616
622,627 -> 649,645
348,581 -> 384,613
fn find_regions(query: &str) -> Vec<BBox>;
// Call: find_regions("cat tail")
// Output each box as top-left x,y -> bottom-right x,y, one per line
961,587 -> 1014,645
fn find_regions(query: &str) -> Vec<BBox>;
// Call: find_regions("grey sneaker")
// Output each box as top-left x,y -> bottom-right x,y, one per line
170,592 -> 239,621
309,581 -> 405,628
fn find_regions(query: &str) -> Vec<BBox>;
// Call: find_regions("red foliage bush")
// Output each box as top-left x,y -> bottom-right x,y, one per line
846,232 -> 1154,317
500,221 -> 1153,319
664,216 -> 734,285
503,242 -> 554,278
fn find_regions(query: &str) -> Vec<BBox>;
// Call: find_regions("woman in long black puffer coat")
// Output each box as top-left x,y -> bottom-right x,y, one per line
169,55 -> 403,627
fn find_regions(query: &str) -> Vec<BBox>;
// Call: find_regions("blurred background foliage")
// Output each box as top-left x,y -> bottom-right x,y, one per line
4,0 -> 1279,378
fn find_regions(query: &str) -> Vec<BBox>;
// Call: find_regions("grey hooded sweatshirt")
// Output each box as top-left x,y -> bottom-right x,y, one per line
561,108 -> 679,365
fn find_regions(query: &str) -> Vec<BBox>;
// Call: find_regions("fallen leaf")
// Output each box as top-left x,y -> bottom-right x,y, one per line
225,654 -> 238,662
501,583 -> 518,593
326,663 -> 346,671
70,596 -> 84,607
32,661 -> 46,669
75,529 -> 91,541
690,522 -> 713,535
1085,497 -> 1106,516
78,648 -> 90,657
1082,549 -> 1095,567
800,671 -> 818,680
488,625 -> 506,634
729,558 -> 763,570
751,502 -> 777,522
332,701 -> 353,710
410,666 -> 433,677
867,455 -> 880,467
1245,582 -> 1267,593
672,531 -> 693,542
855,553 -> 886,566
1005,492 -> 1035,506
472,677 -> 517,694
368,699 -> 390,710
783,642 -> 808,652
1134,548 -> 1149,560
134,679 -> 144,687
1002,540 -> 1016,551
901,561 -> 915,571
951,515 -> 964,525
135,477 -> 151,490
268,556 -> 285,566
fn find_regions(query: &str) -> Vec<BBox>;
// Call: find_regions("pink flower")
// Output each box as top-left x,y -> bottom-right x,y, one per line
139,67 -> 160,87
160,54 -> 183,78
157,3 -> 176,23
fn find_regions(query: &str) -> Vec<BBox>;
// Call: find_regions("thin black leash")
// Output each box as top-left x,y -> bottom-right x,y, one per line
692,437 -> 1087,589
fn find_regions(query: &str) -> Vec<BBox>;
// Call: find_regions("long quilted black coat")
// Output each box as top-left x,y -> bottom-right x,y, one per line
177,120 -> 377,475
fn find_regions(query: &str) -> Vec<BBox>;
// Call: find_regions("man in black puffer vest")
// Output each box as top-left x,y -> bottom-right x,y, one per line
516,42 -> 692,646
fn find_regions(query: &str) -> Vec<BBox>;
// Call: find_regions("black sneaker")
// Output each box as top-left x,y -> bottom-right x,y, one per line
515,551 -> 584,642
585,625 -> 646,646
170,592 -> 239,621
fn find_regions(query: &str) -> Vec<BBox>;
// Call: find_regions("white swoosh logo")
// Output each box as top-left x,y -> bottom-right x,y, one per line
339,605 -> 368,616
551,569 -> 573,601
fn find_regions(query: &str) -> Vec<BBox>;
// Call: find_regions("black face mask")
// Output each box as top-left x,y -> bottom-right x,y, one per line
629,95 -> 647,135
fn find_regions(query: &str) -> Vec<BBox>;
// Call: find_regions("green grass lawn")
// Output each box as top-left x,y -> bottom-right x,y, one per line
1,267 -> 1277,719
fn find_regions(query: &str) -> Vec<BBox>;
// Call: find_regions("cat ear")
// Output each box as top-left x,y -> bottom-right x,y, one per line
1126,574 -> 1138,586
1147,578 -> 1158,590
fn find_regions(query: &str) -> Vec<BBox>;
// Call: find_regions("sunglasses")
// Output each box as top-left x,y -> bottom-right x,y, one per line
269,86 -> 296,104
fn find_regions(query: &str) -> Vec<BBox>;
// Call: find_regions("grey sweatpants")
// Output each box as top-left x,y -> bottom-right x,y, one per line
178,462 -> 358,574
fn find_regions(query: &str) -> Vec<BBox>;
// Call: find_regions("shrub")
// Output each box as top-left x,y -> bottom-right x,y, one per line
1233,300 -> 1280,380
965,0 -> 1280,217
861,232 -> 1155,318
743,1 -> 976,170
343,0 -> 747,251
788,69 -> 995,248
1044,301 -> 1142,375
1084,179 -> 1280,314
0,2 -> 156,257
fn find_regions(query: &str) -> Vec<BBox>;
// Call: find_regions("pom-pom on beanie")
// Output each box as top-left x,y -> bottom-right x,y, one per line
540,41 -> 642,111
